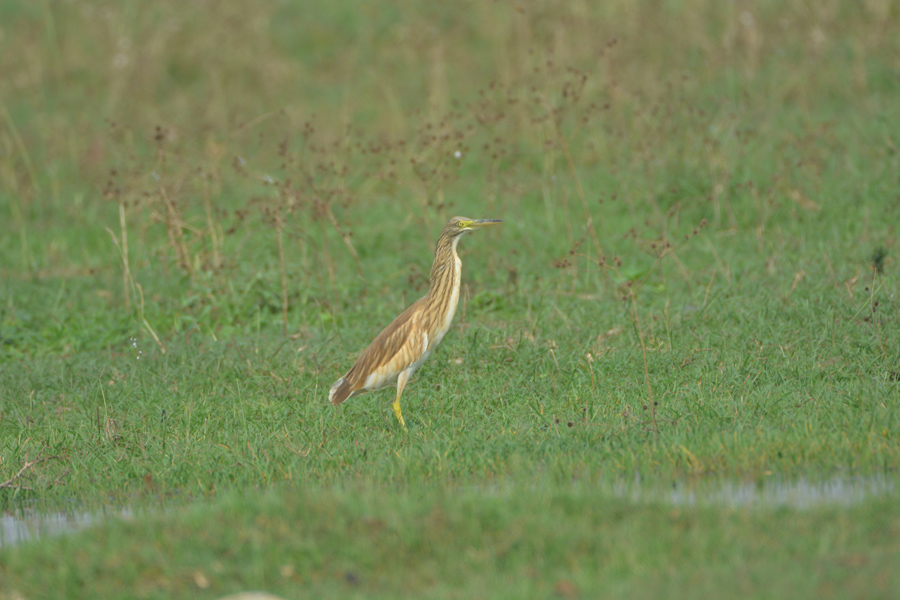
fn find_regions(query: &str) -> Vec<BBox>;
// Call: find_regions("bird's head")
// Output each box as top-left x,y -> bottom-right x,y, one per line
444,216 -> 503,237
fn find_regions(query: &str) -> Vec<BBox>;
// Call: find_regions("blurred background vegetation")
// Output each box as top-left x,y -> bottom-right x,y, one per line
2,1 -> 896,350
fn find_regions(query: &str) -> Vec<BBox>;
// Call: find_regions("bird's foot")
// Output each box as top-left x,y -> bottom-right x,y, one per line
392,398 -> 408,432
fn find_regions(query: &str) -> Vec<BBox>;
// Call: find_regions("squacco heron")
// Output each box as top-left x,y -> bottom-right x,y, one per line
328,216 -> 502,429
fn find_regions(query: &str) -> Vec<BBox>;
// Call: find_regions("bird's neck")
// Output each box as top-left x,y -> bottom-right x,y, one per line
425,233 -> 462,302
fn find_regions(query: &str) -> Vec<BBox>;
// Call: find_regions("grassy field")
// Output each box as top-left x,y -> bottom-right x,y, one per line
1,0 -> 898,598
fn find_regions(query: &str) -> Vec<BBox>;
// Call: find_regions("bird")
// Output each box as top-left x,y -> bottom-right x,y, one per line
328,216 -> 503,430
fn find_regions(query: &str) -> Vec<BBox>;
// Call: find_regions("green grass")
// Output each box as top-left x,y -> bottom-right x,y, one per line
1,0 -> 899,598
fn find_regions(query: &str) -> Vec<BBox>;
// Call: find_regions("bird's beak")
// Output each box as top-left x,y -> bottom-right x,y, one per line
471,219 -> 503,228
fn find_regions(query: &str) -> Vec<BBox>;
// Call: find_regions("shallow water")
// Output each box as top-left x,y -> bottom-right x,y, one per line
1,474 -> 895,549
614,473 -> 896,509
0,505 -> 133,550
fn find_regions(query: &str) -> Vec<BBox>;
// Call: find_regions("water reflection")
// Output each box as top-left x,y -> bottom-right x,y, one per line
1,474 -> 894,549
615,473 -> 896,509
1,505 -> 133,550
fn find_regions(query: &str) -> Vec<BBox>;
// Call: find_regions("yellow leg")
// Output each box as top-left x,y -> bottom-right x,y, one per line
393,370 -> 410,431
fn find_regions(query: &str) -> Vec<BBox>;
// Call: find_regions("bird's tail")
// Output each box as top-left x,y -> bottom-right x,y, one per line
328,376 -> 354,405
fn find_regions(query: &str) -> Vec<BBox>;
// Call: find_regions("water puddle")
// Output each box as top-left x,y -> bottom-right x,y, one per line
1,474 -> 894,549
614,473 -> 896,509
1,505 -> 133,550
